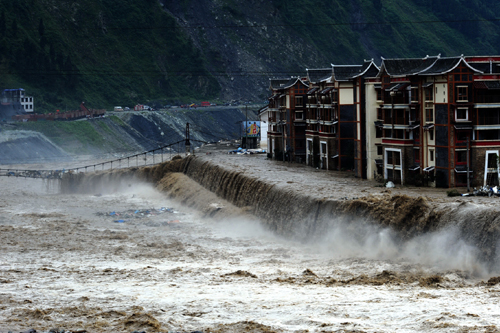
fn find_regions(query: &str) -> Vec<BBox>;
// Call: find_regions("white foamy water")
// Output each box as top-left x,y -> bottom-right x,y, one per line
0,176 -> 499,332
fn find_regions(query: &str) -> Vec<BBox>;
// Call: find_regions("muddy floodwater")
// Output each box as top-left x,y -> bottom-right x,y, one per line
1,155 -> 500,332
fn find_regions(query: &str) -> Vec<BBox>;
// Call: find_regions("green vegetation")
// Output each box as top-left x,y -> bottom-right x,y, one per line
16,120 -> 107,154
109,115 -> 126,126
0,0 -> 220,112
270,0 -> 500,63
2,0 -> 500,112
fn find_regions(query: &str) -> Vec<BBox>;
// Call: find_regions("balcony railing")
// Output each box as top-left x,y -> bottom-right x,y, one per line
475,94 -> 500,104
477,116 -> 500,125
384,117 -> 407,125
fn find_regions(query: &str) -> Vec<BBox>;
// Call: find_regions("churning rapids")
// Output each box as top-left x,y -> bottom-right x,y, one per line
1,150 -> 500,332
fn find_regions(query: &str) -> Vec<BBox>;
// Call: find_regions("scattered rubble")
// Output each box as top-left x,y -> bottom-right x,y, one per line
461,186 -> 500,197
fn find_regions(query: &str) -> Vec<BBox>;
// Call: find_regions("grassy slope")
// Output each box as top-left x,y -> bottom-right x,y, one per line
15,117 -> 141,155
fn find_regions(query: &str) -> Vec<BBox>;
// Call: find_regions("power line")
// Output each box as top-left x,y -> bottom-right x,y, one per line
0,69 -> 308,77
34,17 -> 500,33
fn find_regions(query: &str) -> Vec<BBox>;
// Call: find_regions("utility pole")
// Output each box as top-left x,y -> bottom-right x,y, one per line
245,105 -> 248,149
282,121 -> 285,162
185,122 -> 191,156
467,136 -> 470,192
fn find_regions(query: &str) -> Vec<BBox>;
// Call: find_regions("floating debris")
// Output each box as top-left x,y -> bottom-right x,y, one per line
461,186 -> 500,197
97,207 -> 177,220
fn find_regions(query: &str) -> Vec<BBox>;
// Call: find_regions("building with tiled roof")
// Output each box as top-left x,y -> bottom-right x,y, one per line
265,55 -> 500,188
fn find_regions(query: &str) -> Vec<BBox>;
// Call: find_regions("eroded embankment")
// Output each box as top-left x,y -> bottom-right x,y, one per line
62,156 -> 500,265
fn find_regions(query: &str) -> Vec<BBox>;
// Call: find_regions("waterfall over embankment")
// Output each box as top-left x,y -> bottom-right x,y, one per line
62,155 -> 500,269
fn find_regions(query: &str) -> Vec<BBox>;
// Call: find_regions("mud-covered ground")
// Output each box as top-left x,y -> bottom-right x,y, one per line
197,144 -> 499,206
1,153 -> 500,332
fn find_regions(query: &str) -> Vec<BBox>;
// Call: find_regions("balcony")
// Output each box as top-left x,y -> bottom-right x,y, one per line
383,117 -> 406,126
477,110 -> 500,126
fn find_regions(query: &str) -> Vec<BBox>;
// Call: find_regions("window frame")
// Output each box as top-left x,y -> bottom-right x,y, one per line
456,86 -> 468,102
455,108 -> 468,122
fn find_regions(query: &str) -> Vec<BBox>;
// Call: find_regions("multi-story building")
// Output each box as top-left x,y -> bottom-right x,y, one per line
375,56 -> 440,185
375,55 -> 499,188
465,56 -> 500,187
305,61 -> 378,176
305,68 -> 335,169
266,55 -> 500,188
1,88 -> 34,113
267,77 -> 309,162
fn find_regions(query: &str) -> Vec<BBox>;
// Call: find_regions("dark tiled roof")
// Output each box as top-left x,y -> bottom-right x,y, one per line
361,61 -> 380,78
466,61 -> 500,74
469,62 -> 491,73
418,57 -> 461,75
269,78 -> 293,90
306,68 -> 332,83
333,65 -> 364,81
269,77 -> 308,90
381,56 -> 438,76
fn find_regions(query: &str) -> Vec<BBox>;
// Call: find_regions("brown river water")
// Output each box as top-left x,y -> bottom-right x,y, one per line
1,151 -> 500,332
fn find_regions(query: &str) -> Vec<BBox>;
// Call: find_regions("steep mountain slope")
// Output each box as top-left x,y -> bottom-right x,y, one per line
1,0 -> 500,111
0,106 -> 255,162
0,0 -> 220,111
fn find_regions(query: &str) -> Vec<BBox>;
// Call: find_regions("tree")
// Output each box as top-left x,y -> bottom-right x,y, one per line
0,11 -> 6,36
10,19 -> 18,38
38,18 -> 45,37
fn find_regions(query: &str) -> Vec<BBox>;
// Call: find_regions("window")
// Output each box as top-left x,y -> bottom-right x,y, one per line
424,88 -> 433,101
478,129 -> 500,140
414,148 -> 420,163
456,108 -> 468,121
426,108 -> 434,122
295,111 -> 303,120
376,88 -> 382,101
487,153 -> 499,168
377,145 -> 383,155
387,152 -> 393,165
394,129 -> 405,139
332,91 -> 338,102
321,142 -> 327,154
430,150 -> 434,162
411,87 -> 419,102
376,127 -> 382,138
457,86 -> 468,101
456,131 -> 468,142
456,150 -> 467,164
295,96 -> 303,107
394,153 -> 401,166
429,129 -> 434,141
307,140 -> 312,151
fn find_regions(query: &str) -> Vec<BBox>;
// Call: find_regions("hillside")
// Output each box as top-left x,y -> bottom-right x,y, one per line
1,0 -> 500,112
0,106 -> 257,164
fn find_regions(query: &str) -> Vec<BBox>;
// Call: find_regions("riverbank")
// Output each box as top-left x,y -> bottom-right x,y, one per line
61,148 -> 500,272
2,153 -> 500,332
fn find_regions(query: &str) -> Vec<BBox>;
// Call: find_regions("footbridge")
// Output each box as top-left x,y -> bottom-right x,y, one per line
0,123 -> 219,180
